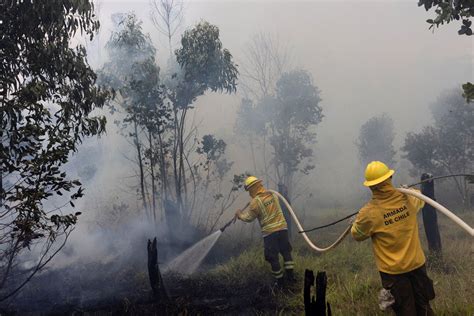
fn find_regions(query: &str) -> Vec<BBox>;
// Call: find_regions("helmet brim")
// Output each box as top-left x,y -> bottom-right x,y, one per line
244,179 -> 262,191
363,169 -> 395,187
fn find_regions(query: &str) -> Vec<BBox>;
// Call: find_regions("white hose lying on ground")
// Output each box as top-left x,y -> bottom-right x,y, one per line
268,188 -> 474,253
397,188 -> 474,237
269,190 -> 352,252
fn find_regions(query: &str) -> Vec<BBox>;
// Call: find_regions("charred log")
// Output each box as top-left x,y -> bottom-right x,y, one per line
147,237 -> 168,301
304,269 -> 331,316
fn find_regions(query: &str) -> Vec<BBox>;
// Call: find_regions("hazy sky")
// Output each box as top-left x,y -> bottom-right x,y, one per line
87,0 -> 472,205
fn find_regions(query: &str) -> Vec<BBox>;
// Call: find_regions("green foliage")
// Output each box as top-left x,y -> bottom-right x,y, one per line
266,70 -> 323,186
99,13 -> 157,109
197,135 -> 227,162
357,114 -> 396,167
100,16 -> 239,227
235,98 -> 267,136
175,21 -> 238,104
403,89 -> 473,174
177,20 -> 238,78
420,0 -> 473,35
236,69 -> 322,194
0,0 -> 108,299
462,82 -> 474,103
403,89 -> 473,206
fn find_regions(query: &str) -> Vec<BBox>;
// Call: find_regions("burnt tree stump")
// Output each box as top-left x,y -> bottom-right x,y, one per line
147,237 -> 168,301
420,173 -> 442,254
304,269 -> 331,316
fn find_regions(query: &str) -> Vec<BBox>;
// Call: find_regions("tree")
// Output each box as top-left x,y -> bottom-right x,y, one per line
356,114 -> 396,167
0,0 -> 108,300
194,135 -> 243,231
239,33 -> 291,100
417,1 -> 474,102
100,18 -> 239,231
419,0 -> 473,35
402,89 -> 474,207
263,70 -> 323,198
236,33 -> 292,183
168,21 -> 238,221
99,13 -> 165,219
234,98 -> 266,173
462,82 -> 474,103
149,0 -> 185,56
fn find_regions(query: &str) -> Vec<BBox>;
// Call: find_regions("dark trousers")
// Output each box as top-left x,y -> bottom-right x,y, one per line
380,265 -> 435,316
263,230 -> 293,279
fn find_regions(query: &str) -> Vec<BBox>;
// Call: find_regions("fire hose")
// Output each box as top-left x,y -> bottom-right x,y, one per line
220,174 -> 474,251
397,188 -> 473,237
301,173 -> 474,233
269,189 -> 352,252
269,188 -> 474,253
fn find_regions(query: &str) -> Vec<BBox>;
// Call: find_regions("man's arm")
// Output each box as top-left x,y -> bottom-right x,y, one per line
407,188 -> 425,213
236,200 -> 258,222
351,207 -> 373,241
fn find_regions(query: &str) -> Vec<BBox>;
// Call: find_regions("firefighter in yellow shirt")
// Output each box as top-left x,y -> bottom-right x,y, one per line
235,176 -> 295,287
351,161 -> 435,316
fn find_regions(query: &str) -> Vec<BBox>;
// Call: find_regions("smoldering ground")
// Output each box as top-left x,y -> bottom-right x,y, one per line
0,216 -> 221,313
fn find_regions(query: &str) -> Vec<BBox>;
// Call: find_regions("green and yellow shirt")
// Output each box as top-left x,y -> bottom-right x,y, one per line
238,191 -> 287,237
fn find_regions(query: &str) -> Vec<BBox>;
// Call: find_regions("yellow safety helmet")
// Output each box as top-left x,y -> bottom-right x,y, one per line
244,176 -> 262,191
363,161 -> 395,187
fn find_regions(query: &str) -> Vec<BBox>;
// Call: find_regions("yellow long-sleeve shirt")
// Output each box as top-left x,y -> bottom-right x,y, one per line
238,190 -> 287,237
351,182 -> 426,274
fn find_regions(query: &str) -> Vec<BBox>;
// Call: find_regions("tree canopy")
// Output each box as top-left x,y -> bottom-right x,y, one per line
419,0 -> 473,35
356,114 -> 396,167
0,0 -> 108,300
403,89 -> 473,206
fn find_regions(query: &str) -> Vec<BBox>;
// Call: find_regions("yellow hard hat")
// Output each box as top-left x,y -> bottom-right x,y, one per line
363,161 -> 395,187
244,176 -> 262,191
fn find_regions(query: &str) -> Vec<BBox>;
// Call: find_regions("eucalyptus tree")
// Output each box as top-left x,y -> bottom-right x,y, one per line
0,0 -> 108,299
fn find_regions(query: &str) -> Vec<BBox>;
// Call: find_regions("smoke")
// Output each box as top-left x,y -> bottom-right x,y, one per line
4,0 -> 471,312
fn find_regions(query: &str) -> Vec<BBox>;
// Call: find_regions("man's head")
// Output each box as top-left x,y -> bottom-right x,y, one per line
244,176 -> 264,198
363,161 -> 395,189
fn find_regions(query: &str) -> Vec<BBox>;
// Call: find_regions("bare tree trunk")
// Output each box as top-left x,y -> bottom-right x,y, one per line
179,109 -> 188,215
157,132 -> 168,198
134,120 -> 148,215
172,109 -> 181,213
249,137 -> 257,173
149,130 -> 157,223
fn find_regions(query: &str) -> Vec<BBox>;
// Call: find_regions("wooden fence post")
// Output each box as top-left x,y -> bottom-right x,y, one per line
420,173 -> 442,254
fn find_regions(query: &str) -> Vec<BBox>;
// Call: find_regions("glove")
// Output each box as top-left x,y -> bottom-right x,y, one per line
349,215 -> 357,225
